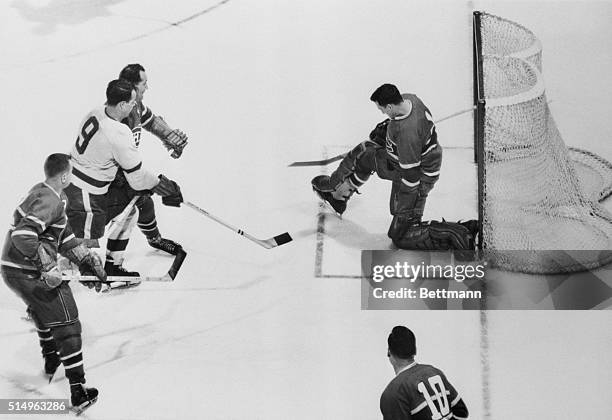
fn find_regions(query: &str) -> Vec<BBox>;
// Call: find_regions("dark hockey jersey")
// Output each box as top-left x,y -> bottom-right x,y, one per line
380,362 -> 468,420
123,100 -> 154,145
1,183 -> 79,271
386,94 -> 442,189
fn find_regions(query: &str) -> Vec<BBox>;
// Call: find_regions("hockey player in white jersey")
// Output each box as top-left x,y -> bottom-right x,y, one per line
65,79 -> 183,277
114,63 -> 187,256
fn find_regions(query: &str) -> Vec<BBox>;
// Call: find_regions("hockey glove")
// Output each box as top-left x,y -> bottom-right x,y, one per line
33,244 -> 62,288
64,244 -> 107,292
152,174 -> 183,207
148,115 -> 189,158
163,128 -> 188,159
369,119 -> 390,146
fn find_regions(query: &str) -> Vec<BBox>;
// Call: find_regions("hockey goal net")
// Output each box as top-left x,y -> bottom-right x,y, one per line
473,11 -> 612,273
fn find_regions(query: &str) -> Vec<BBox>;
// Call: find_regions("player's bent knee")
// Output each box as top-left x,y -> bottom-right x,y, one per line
51,320 -> 82,343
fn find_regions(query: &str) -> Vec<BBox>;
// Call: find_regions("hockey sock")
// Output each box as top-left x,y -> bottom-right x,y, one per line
106,239 -> 129,266
52,322 -> 85,384
136,196 -> 160,240
37,327 -> 57,356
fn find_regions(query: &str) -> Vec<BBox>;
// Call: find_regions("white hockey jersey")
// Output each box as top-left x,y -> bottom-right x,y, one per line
69,106 -> 159,195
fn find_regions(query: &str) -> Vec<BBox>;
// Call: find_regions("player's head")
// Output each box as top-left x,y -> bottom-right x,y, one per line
371,84 -> 403,117
387,326 -> 416,361
44,153 -> 72,188
119,63 -> 147,101
106,79 -> 137,118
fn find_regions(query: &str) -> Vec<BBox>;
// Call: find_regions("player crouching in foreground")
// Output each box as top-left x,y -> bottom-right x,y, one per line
380,326 -> 469,419
1,154 -> 104,413
312,84 -> 478,250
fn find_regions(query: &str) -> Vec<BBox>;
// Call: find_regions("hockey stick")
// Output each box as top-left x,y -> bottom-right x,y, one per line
63,247 -> 188,283
288,106 -> 477,167
107,194 -> 140,237
182,201 -> 293,249
64,275 -> 172,282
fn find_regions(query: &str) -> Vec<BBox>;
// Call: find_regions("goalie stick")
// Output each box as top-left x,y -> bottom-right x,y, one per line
183,201 -> 292,249
288,106 -> 477,167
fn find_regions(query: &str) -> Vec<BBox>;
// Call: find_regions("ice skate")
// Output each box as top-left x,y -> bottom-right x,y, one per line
102,262 -> 141,291
70,383 -> 98,416
311,175 -> 358,217
147,234 -> 183,256
104,261 -> 140,277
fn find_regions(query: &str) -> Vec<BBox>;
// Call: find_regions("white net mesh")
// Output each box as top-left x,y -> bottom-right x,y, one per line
478,12 -> 612,273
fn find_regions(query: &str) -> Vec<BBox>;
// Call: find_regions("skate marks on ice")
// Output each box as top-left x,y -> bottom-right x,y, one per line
80,297 -> 286,376
0,372 -> 94,419
3,0 -> 233,69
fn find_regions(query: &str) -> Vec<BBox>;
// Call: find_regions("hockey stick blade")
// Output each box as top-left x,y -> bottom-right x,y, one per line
168,248 -> 187,280
257,232 -> 293,249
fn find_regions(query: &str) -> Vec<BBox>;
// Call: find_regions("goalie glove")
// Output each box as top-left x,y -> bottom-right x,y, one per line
148,115 -> 188,159
152,174 -> 183,207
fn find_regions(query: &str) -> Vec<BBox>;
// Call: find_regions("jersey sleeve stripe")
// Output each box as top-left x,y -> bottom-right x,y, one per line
423,170 -> 440,177
122,162 -> 142,174
410,401 -> 428,415
401,178 -> 420,187
141,110 -> 154,127
61,233 -> 76,244
422,144 -> 438,156
0,260 -> 37,271
26,215 -> 46,230
11,229 -> 38,237
353,173 -> 369,184
399,161 -> 421,169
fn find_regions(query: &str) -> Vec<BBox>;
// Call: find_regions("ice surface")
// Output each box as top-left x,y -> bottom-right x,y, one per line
0,1 -> 610,419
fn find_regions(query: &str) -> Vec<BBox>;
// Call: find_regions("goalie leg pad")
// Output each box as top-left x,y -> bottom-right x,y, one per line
391,221 -> 475,250
428,221 -> 475,250
328,140 -> 380,190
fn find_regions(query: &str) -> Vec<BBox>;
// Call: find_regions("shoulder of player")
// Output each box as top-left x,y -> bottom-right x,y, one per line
413,363 -> 445,377
25,183 -> 64,212
97,109 -> 135,142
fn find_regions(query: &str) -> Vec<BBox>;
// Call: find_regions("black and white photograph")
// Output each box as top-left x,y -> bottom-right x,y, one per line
0,0 -> 610,418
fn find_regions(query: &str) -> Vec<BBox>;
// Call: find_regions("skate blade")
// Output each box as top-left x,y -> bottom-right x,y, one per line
102,281 -> 141,293
71,397 -> 98,416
